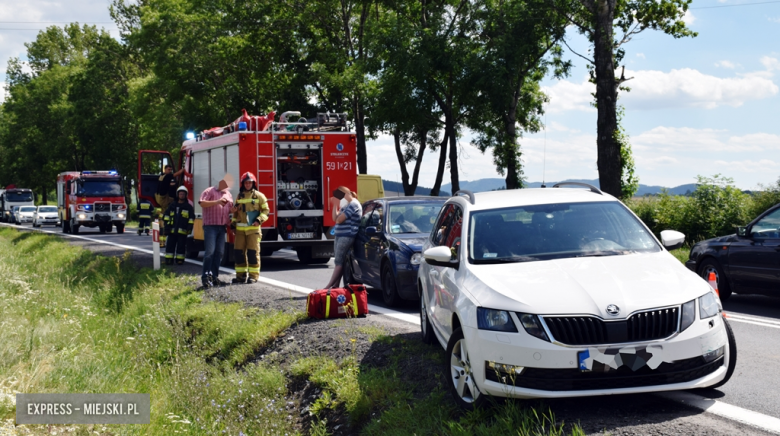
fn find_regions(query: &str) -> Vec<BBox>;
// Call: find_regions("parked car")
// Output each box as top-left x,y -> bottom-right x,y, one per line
344,196 -> 447,306
686,202 -> 780,300
14,206 -> 37,224
418,184 -> 736,409
33,205 -> 60,227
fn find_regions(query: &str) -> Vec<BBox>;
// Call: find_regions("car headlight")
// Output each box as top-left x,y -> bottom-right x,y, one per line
680,299 -> 695,332
410,252 -> 422,265
117,213 -> 125,219
477,308 -> 517,332
699,291 -> 721,319
518,313 -> 549,341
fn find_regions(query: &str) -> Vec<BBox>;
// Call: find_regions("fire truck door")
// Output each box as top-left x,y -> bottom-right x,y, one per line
138,150 -> 175,206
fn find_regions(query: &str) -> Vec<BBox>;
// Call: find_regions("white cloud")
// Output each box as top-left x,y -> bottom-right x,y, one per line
711,159 -> 779,173
544,61 -> 779,112
636,53 -> 646,59
633,127 -> 780,152
682,10 -> 696,25
768,16 -> 780,23
714,60 -> 738,69
0,83 -> 6,103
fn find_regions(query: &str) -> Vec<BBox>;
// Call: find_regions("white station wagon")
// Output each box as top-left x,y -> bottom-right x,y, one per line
418,183 -> 736,409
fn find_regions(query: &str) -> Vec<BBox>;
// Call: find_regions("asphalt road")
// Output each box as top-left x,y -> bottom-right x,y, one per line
7,222 -> 780,433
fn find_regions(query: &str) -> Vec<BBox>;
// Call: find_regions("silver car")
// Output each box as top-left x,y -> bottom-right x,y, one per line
15,206 -> 37,224
33,205 -> 60,227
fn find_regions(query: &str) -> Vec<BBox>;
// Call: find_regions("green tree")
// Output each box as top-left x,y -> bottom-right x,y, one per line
552,0 -> 695,197
466,0 -> 570,189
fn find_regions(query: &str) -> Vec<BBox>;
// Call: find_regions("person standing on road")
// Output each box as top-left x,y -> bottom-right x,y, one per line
199,178 -> 233,288
324,187 -> 361,289
164,186 -> 195,265
137,198 -> 153,235
155,165 -> 185,247
230,173 -> 269,284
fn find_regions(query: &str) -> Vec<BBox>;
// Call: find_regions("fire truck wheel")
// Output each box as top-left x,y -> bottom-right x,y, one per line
296,247 -> 330,264
71,221 -> 80,235
99,224 -> 106,234
115,223 -> 125,234
220,242 -> 234,267
62,220 -> 70,233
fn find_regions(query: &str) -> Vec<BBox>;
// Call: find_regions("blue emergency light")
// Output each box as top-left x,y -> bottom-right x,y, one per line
185,131 -> 195,140
238,122 -> 247,131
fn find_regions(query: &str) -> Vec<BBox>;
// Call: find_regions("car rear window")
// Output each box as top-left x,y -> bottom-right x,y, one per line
20,206 -> 37,212
468,201 -> 660,264
38,206 -> 58,213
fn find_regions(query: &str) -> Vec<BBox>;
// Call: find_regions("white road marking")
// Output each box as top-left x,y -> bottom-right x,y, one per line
1,223 -> 420,326
725,314 -> 780,330
658,391 -> 780,435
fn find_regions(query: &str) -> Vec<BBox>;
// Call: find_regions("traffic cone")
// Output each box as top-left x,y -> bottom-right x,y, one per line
708,272 -> 720,298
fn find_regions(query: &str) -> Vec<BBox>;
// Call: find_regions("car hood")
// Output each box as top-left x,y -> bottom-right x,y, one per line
698,234 -> 739,244
463,252 -> 711,319
392,235 -> 427,252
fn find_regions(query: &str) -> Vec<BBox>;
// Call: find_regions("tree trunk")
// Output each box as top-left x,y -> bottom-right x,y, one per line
408,130 -> 427,196
393,128 -> 412,195
503,112 -> 522,190
446,113 -> 459,194
42,186 -> 48,205
352,97 -> 368,174
430,132 -> 449,196
593,0 -> 621,197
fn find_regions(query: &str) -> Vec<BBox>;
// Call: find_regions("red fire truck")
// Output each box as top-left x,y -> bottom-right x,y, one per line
56,171 -> 128,234
137,110 -> 357,264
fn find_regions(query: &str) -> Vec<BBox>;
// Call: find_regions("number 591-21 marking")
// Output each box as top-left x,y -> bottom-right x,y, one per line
326,162 -> 352,171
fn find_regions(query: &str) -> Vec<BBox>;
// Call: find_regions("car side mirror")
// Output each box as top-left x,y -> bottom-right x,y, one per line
737,226 -> 748,237
365,226 -> 377,236
423,246 -> 459,269
660,230 -> 685,251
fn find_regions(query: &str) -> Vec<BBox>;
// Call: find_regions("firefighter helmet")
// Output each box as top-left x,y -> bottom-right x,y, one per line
177,186 -> 188,195
240,172 -> 257,191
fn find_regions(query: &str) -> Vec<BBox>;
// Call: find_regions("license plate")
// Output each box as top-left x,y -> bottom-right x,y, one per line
289,232 -> 314,239
577,350 -> 591,371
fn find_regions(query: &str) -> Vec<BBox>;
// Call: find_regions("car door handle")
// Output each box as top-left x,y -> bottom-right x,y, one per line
429,270 -> 439,279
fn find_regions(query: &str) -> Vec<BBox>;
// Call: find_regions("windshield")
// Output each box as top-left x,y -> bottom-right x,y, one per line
469,202 -> 661,264
38,206 -> 57,213
78,180 -> 123,197
388,202 -> 444,234
7,191 -> 33,202
20,206 -> 36,213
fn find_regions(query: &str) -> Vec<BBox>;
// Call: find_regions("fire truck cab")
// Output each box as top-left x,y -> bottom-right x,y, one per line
138,110 -> 357,264
56,171 -> 128,234
0,188 -> 35,222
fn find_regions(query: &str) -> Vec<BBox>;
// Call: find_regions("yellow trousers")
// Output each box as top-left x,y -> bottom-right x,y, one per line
234,231 -> 261,280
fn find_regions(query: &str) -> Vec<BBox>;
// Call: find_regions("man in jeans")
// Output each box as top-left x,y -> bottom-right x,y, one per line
198,179 -> 233,288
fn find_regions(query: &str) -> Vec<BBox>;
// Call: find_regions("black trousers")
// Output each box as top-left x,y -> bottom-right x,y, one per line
165,233 -> 187,264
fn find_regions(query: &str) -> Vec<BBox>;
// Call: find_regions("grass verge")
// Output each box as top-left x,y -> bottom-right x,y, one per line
0,227 -> 304,434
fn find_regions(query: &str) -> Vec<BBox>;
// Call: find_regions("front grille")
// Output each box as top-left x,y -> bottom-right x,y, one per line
112,204 -> 123,211
94,203 -> 111,212
485,356 -> 722,391
543,307 -> 679,346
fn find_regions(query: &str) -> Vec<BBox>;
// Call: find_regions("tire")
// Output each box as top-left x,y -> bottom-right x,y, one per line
706,317 -> 737,389
33,222 -> 39,228
115,223 -> 124,234
381,264 -> 401,307
446,327 -> 486,410
105,224 -> 113,233
185,239 -> 200,260
71,221 -> 80,235
296,247 -> 330,264
698,258 -> 732,300
420,287 -> 436,345
63,219 -> 71,234
260,247 -> 276,257
99,224 -> 106,234
220,242 -> 234,267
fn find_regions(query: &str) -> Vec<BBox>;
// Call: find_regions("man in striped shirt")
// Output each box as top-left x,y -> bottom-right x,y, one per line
324,186 -> 362,289
198,179 -> 234,288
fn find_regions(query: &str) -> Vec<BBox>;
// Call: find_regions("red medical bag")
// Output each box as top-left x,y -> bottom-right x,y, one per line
307,284 -> 368,319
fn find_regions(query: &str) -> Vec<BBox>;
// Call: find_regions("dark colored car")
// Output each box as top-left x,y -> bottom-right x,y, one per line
686,202 -> 780,299
344,196 -> 447,306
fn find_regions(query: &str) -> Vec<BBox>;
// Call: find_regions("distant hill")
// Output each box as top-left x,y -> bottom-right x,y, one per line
443,178 -> 700,196
381,180 -> 451,197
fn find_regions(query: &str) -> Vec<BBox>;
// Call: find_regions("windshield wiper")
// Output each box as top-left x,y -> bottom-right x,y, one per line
476,255 -> 539,264
576,250 -> 631,258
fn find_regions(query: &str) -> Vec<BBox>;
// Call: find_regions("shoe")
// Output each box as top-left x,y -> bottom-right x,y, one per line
201,276 -> 213,289
212,278 -> 229,287
231,277 -> 246,284
247,278 -> 258,284
137,230 -> 142,235
145,231 -> 150,235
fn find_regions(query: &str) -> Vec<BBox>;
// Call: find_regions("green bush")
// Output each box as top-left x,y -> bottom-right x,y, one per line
628,174 -> 778,243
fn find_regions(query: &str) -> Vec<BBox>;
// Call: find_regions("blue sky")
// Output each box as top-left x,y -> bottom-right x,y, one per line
1,0 -> 778,189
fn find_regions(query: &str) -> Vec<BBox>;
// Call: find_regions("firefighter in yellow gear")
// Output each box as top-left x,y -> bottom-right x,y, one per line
231,172 -> 269,284
137,198 -> 153,235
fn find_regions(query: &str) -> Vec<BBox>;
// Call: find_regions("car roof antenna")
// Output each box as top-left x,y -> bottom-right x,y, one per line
541,109 -> 547,188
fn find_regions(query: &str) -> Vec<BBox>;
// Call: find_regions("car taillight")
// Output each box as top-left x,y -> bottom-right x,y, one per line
286,224 -> 293,231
